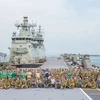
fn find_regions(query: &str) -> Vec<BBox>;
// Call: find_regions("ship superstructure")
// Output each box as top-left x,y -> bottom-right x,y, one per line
9,17 -> 46,65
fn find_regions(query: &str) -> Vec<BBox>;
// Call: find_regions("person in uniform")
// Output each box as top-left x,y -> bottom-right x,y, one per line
47,76 -> 52,88
12,71 -> 17,78
83,77 -> 88,88
77,77 -> 83,88
51,76 -> 55,88
17,70 -> 23,80
68,76 -> 75,89
44,76 -> 51,88
21,79 -> 27,89
41,77 -> 46,88
61,77 -> 67,89
2,71 -> 7,79
27,79 -> 32,88
36,72 -> 40,79
36,78 -> 41,88
3,79 -> 10,89
32,78 -> 37,88
91,79 -> 96,89
96,75 -> 100,88
67,71 -> 72,78
37,78 -> 45,88
0,71 -> 2,79
55,75 -> 61,89
8,71 -> 13,79
15,78 -> 22,89
27,71 -> 32,80
74,77 -> 78,88
0,79 -> 4,89
87,79 -> 92,88
84,77 -> 92,88
10,78 -> 15,88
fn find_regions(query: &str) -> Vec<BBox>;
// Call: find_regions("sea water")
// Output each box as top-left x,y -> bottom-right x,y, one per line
90,57 -> 100,67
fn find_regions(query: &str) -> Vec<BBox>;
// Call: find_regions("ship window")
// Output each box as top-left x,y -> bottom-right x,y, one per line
16,38 -> 18,40
26,38 -> 28,40
12,38 -> 15,40
23,38 -> 25,40
29,38 -> 31,40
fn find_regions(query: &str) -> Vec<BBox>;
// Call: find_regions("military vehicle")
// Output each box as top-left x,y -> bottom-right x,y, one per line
8,17 -> 46,68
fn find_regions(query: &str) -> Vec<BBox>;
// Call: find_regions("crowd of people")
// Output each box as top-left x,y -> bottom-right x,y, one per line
0,67 -> 100,89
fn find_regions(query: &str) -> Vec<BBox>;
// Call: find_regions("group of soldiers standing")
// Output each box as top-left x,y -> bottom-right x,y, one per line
0,68 -> 100,89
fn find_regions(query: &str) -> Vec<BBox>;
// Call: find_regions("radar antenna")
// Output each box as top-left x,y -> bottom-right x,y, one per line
15,21 -> 20,29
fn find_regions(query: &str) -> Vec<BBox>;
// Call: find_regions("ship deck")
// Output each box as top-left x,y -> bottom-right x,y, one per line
40,57 -> 68,69
0,88 -> 100,100
0,57 -> 100,100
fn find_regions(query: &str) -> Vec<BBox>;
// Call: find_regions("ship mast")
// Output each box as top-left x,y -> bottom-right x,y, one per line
15,17 -> 36,36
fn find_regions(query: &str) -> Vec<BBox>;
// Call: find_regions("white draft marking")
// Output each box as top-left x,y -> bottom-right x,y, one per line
80,88 -> 93,100
97,89 -> 100,91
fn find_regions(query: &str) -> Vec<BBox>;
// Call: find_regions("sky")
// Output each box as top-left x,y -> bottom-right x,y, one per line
0,0 -> 100,57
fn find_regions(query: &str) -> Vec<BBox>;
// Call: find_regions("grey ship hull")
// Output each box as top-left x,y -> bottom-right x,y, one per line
12,63 -> 43,68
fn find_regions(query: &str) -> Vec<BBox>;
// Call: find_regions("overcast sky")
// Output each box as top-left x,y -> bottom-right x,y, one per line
0,0 -> 100,56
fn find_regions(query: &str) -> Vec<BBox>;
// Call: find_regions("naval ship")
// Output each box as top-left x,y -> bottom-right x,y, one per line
9,17 -> 46,68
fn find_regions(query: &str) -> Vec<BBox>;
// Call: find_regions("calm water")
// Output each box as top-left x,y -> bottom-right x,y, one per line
90,57 -> 100,67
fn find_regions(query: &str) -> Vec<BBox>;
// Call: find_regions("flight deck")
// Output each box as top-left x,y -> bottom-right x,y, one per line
41,57 -> 68,69
0,57 -> 100,100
